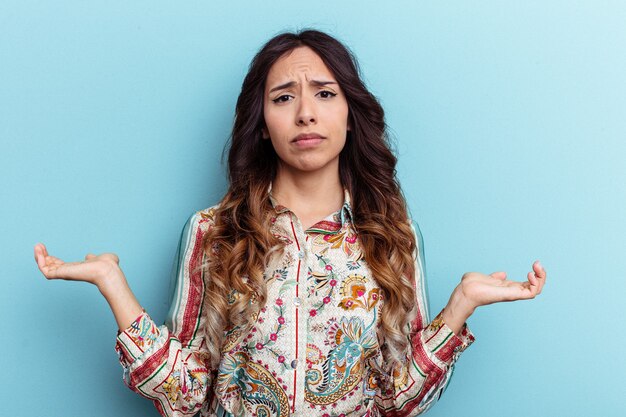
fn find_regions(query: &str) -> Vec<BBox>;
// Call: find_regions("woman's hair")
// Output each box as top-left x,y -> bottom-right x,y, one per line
201,29 -> 418,374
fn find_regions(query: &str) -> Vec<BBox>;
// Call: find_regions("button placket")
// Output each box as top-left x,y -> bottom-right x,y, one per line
288,214 -> 308,413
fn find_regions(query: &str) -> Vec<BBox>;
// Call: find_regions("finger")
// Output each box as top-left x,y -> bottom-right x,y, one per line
43,260 -> 89,281
45,255 -> 64,266
40,243 -> 49,257
101,253 -> 120,264
533,260 -> 546,279
490,271 -> 507,280
527,271 -> 539,287
495,281 -> 536,302
40,258 -> 66,279
85,253 -> 96,260
44,263 -> 81,280
533,260 -> 546,293
516,280 -> 539,300
34,243 -> 50,267
533,268 -> 545,295
37,251 -> 64,272
34,244 -> 44,267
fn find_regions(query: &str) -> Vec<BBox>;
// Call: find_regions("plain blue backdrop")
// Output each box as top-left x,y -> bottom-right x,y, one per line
1,1 -> 624,416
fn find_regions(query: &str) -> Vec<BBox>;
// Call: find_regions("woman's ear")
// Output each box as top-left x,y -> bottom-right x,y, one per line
262,127 -> 270,139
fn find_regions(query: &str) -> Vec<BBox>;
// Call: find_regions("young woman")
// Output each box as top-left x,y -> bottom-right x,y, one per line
34,30 -> 546,417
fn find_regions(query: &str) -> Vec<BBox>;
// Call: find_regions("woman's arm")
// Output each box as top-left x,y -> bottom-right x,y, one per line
375,222 -> 547,416
34,210 -> 216,417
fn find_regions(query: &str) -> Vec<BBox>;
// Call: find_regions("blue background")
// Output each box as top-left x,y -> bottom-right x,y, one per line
1,1 -> 624,416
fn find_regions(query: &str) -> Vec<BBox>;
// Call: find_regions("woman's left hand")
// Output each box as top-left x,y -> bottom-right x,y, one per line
459,260 -> 547,308
442,260 -> 547,334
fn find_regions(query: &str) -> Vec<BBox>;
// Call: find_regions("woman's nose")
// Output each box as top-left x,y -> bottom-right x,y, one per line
296,96 -> 316,126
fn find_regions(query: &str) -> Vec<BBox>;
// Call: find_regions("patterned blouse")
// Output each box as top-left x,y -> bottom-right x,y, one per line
115,187 -> 475,417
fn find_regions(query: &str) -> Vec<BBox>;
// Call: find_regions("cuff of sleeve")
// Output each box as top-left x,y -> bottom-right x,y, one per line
114,310 -> 161,368
422,310 -> 475,365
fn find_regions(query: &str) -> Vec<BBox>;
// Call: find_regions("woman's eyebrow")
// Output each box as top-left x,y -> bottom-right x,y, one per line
269,80 -> 337,93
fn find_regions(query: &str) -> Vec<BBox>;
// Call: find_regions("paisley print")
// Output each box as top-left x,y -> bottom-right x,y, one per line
217,351 -> 290,417
305,317 -> 379,406
311,227 -> 360,259
338,274 -> 381,311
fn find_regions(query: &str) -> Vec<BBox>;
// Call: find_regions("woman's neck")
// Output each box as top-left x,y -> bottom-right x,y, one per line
271,165 -> 344,228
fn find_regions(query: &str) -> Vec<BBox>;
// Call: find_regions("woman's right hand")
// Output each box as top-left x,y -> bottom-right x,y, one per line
34,242 -> 122,290
34,242 -> 144,331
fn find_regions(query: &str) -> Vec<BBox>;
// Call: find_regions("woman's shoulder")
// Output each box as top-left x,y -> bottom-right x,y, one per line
189,203 -> 222,233
196,203 -> 220,221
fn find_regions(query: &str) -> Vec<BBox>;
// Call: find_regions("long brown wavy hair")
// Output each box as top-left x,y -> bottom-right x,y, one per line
201,29 -> 418,374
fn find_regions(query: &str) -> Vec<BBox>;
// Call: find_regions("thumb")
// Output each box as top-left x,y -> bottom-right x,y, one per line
490,271 -> 507,280
85,254 -> 96,260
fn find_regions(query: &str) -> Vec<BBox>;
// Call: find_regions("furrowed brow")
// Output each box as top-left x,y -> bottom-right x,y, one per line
310,80 -> 337,87
269,80 -> 337,93
269,81 -> 297,93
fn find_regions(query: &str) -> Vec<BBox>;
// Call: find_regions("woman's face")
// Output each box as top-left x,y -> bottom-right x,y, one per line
263,46 -> 350,175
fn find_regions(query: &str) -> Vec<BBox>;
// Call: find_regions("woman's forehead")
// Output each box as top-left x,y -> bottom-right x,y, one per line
265,46 -> 336,89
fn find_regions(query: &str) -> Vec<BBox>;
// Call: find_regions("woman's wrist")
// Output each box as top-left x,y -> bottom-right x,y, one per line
442,286 -> 476,335
96,265 -> 127,298
96,267 -> 144,331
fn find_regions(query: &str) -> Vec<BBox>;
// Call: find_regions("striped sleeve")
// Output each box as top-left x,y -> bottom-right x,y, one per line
114,210 -> 215,417
375,220 -> 475,417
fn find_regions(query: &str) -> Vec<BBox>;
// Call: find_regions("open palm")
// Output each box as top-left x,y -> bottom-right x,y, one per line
34,243 -> 120,287
460,261 -> 546,308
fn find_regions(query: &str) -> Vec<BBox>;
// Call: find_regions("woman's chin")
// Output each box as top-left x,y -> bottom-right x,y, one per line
278,158 -> 339,175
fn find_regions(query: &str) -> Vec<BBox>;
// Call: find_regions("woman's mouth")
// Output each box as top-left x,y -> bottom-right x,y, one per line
292,133 -> 325,148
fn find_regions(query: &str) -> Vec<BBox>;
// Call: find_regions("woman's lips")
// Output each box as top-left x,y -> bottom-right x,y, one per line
293,138 -> 324,148
292,133 -> 325,148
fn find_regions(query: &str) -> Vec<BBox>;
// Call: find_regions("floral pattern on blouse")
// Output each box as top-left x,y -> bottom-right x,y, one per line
115,185 -> 475,417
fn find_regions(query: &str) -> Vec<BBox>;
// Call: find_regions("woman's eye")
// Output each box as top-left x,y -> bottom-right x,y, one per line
318,90 -> 337,99
272,95 -> 292,103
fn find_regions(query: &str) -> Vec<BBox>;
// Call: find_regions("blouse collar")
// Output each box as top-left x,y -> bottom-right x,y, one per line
267,182 -> 354,234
